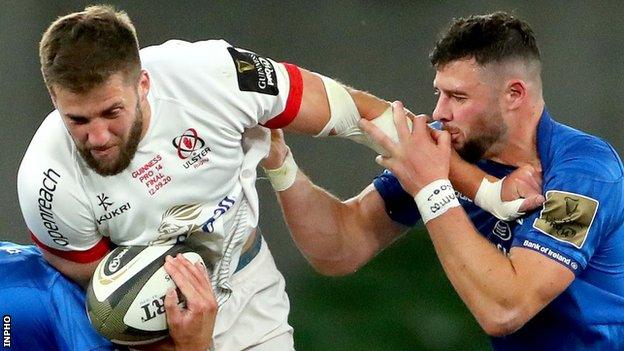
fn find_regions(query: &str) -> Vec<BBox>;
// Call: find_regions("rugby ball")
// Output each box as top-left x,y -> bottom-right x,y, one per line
86,241 -> 216,345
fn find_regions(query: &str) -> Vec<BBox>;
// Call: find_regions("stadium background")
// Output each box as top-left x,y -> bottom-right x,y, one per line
1,1 -> 623,350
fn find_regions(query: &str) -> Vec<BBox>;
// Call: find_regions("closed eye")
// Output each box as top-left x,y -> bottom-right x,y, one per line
67,116 -> 89,125
452,94 -> 467,102
103,107 -> 123,119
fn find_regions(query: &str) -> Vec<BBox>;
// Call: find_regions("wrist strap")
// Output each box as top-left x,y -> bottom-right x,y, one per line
474,178 -> 524,221
262,147 -> 298,191
414,179 -> 460,224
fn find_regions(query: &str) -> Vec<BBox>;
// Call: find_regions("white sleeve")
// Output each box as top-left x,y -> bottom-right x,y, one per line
141,39 -> 303,130
17,113 -> 109,263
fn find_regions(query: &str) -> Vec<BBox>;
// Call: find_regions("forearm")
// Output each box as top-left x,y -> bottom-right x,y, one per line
275,171 -> 365,275
424,208 -> 543,335
448,153 -> 543,218
347,88 -> 391,121
448,151 -> 497,200
41,249 -> 102,289
263,129 -> 405,275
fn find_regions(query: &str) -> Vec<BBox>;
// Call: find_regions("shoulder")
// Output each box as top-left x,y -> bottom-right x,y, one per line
546,122 -> 623,182
21,109 -> 72,156
140,39 -> 233,75
0,242 -> 59,291
19,110 -> 75,176
139,39 -> 241,103
17,111 -> 93,249
0,243 -> 101,349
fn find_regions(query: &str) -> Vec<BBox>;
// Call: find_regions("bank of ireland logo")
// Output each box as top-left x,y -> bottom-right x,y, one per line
172,128 -> 206,160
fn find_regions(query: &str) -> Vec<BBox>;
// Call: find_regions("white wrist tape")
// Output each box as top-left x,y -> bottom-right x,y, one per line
315,75 -> 361,138
414,179 -> 460,224
474,178 -> 525,221
314,74 -> 412,155
370,105 -> 415,145
262,147 -> 298,191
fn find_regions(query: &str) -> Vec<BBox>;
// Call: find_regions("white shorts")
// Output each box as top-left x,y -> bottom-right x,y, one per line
212,238 -> 294,350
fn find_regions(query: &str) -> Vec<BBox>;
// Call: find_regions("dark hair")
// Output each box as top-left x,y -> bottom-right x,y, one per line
39,5 -> 141,94
430,12 -> 540,68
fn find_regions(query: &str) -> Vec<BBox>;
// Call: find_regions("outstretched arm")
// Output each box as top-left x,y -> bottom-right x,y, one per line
284,69 -> 543,217
262,130 -> 407,276
261,125 -> 543,277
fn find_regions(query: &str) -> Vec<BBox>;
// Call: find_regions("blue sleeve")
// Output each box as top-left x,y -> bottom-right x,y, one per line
372,170 -> 422,226
0,286 -> 58,350
48,276 -> 118,351
0,243 -> 119,351
512,142 -> 624,274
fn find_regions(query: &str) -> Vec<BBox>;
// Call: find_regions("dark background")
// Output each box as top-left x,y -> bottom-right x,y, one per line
2,1 -> 623,350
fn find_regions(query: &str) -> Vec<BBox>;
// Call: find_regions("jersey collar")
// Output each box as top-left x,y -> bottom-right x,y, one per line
535,107 -> 555,174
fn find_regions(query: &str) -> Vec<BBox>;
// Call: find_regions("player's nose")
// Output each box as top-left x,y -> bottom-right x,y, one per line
432,96 -> 451,122
87,119 -> 113,147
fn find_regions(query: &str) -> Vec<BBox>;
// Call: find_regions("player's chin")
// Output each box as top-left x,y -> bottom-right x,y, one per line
90,145 -> 120,159
92,158 -> 128,176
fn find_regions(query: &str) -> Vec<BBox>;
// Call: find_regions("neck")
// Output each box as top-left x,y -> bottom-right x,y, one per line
489,99 -> 544,169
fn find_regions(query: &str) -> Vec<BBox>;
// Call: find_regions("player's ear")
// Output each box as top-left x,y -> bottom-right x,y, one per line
138,70 -> 150,101
505,79 -> 526,110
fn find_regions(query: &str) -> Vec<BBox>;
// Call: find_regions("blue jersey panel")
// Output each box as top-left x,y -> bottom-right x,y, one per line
0,242 -> 118,351
373,170 -> 421,226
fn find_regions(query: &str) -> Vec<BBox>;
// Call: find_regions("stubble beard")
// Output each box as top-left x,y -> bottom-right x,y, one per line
79,101 -> 143,176
456,111 -> 506,164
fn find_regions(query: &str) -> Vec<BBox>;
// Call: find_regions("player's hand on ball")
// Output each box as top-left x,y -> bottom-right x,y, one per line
502,164 -> 546,212
164,253 -> 217,351
261,129 -> 289,170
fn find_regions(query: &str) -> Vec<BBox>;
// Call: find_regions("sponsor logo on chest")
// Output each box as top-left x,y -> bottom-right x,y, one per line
96,193 -> 132,225
172,128 -> 212,170
492,220 -> 513,241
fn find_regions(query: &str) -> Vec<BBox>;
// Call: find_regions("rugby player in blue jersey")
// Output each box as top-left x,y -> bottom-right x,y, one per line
0,241 -> 217,351
262,12 -> 624,350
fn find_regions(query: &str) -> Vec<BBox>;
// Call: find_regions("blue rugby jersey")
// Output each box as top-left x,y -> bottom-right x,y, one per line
373,109 -> 624,350
0,242 -> 119,351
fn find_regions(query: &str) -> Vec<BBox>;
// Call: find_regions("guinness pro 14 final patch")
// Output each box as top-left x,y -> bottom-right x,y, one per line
533,190 -> 598,249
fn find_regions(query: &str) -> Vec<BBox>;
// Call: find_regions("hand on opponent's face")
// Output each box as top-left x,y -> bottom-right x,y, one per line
360,101 -> 452,197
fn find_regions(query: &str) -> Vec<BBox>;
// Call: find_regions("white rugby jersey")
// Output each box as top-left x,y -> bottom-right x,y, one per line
18,40 -> 303,273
